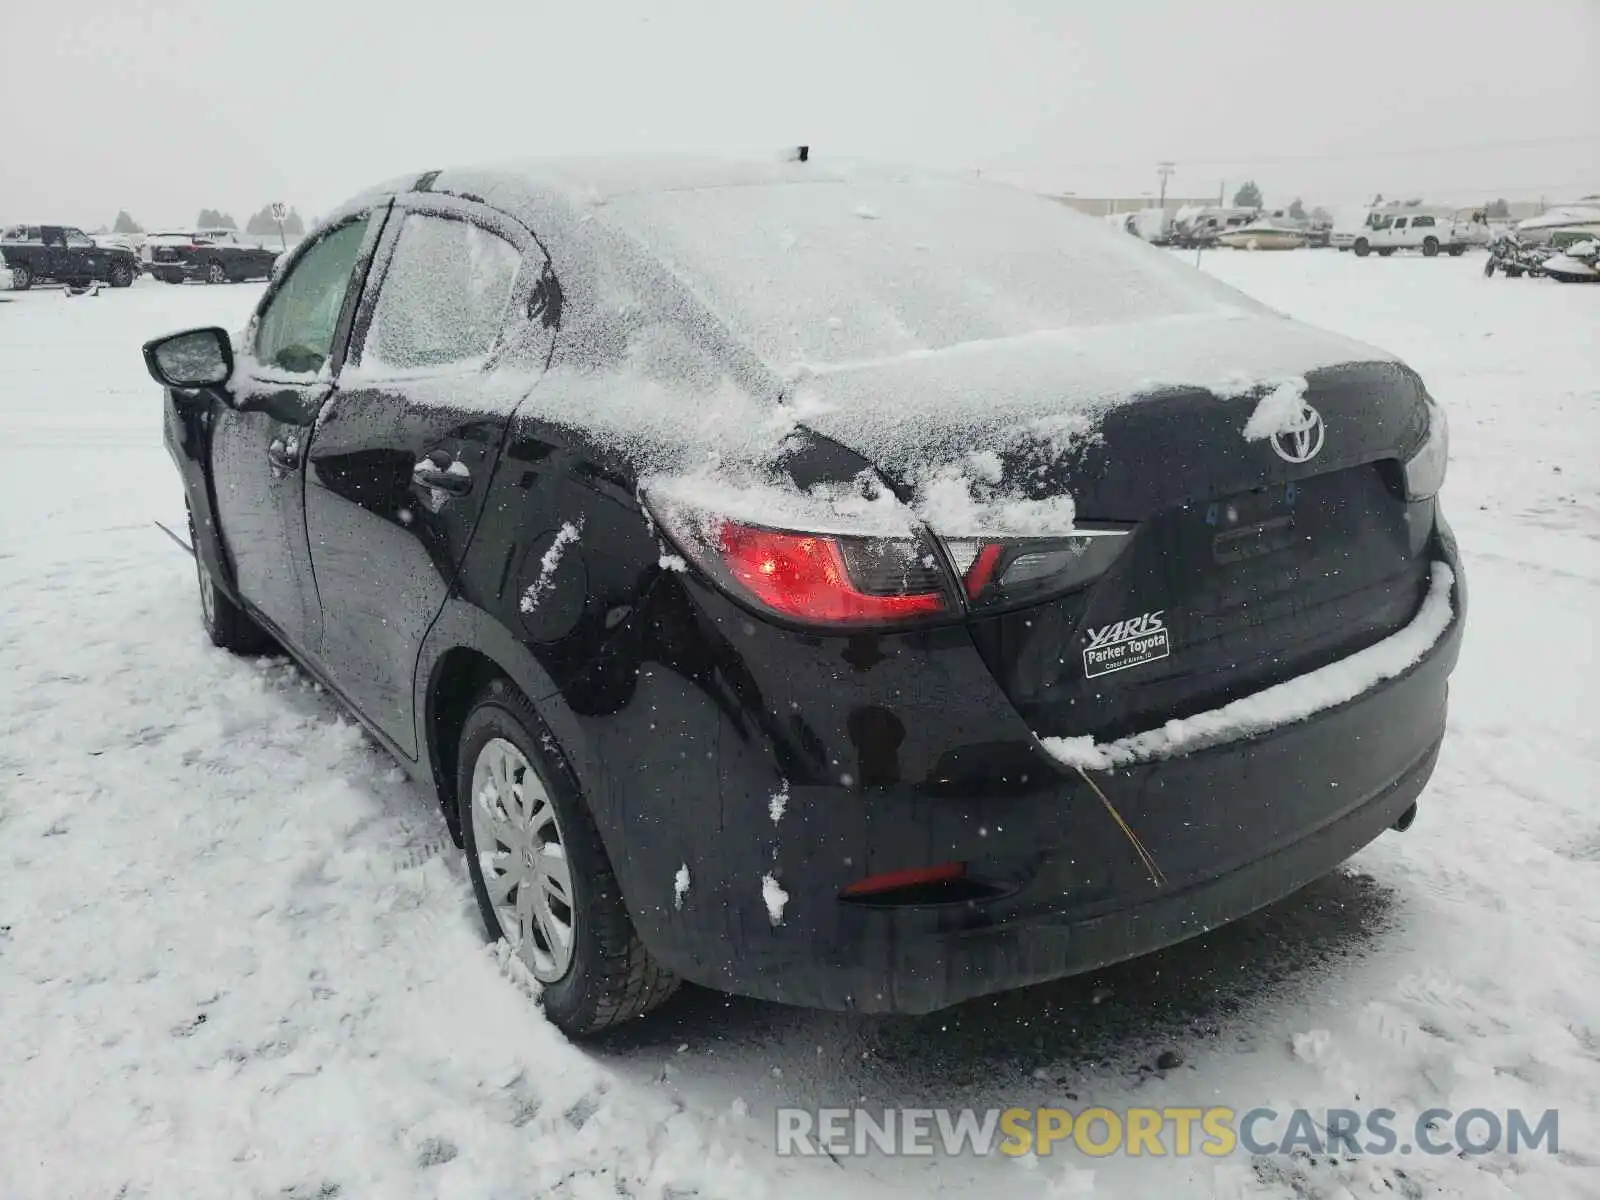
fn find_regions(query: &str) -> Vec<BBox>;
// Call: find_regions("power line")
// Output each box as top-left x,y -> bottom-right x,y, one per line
1156,161 -> 1175,207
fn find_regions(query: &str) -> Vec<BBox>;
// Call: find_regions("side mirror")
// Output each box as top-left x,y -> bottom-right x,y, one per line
143,326 -> 233,390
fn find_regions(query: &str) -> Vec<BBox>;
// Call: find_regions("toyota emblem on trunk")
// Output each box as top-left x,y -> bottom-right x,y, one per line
1270,404 -> 1326,464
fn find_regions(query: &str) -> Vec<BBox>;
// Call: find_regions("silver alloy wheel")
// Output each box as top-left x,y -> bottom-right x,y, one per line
207,262 -> 226,284
470,736 -> 575,982
197,563 -> 216,626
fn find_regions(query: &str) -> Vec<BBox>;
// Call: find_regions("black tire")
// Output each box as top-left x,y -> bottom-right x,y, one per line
1507,267 -> 1524,278
1377,248 -> 1395,257
1447,246 -> 1465,257
458,680 -> 678,1035
110,261 -> 133,288
206,260 -> 228,285
9,262 -> 31,290
190,514 -> 274,653
1353,239 -> 1371,257
1484,259 -> 1496,277
1422,237 -> 1440,258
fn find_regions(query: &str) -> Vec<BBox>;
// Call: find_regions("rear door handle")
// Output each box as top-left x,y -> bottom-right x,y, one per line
267,435 -> 300,472
412,454 -> 473,497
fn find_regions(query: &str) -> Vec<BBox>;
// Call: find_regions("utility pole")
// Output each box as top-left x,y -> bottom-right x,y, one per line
1157,161 -> 1175,211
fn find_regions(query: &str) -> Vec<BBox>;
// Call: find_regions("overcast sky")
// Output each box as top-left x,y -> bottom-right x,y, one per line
5,0 -> 1596,229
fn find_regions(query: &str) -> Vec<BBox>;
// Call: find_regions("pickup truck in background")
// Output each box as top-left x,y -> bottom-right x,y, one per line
1352,210 -> 1491,257
142,229 -> 280,284
1,225 -> 138,289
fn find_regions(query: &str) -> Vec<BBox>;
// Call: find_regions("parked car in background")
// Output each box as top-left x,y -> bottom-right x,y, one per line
141,158 -> 1464,1036
1331,206 -> 1374,251
92,233 -> 142,254
142,229 -> 279,284
1,224 -> 138,289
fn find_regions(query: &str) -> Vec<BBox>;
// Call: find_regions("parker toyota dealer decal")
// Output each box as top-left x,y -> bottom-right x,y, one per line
1083,611 -> 1170,679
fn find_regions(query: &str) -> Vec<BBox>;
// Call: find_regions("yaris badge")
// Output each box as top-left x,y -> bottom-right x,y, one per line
1270,404 -> 1326,464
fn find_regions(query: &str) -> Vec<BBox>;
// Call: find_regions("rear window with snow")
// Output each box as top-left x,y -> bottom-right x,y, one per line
603,181 -> 1248,369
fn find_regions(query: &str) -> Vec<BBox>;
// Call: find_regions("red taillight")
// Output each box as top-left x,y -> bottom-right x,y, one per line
963,543 -> 1004,599
948,530 -> 1134,611
841,862 -> 966,897
716,521 -> 947,624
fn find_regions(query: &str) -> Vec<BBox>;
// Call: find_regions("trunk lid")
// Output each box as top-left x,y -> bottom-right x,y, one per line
795,315 -> 1434,740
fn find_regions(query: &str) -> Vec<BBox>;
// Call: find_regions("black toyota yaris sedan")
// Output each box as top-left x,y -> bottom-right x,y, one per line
144,157 -> 1463,1035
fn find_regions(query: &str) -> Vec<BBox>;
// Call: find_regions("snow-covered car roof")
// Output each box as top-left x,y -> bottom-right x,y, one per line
149,229 -> 237,240
313,157 -> 1389,459
364,157 -> 1282,368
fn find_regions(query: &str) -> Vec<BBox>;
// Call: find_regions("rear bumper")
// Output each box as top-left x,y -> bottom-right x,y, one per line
640,538 -> 1464,1014
147,259 -> 206,278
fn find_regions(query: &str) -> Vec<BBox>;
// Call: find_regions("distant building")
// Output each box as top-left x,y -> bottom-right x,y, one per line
1052,195 -> 1217,217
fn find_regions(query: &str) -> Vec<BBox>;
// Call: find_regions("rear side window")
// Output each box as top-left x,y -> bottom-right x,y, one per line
361,214 -> 522,371
254,218 -> 370,374
1413,216 -> 1435,228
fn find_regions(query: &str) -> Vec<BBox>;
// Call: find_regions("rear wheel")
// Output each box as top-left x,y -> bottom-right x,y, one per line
1447,245 -> 1465,257
206,260 -> 228,285
1353,239 -> 1371,257
459,682 -> 678,1035
1377,248 -> 1395,257
9,263 -> 30,290
1422,237 -> 1440,257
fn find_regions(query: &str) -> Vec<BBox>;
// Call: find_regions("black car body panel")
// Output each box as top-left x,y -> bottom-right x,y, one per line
604,570 -> 1459,1012
3,224 -> 137,287
304,192 -> 556,754
156,160 -> 1466,1015
145,230 -> 280,282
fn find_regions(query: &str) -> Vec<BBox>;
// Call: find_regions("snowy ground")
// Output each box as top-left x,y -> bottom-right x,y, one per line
1,255 -> 1596,1198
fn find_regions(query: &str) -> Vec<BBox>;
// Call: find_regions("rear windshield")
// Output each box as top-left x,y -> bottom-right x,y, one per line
604,180 -> 1252,368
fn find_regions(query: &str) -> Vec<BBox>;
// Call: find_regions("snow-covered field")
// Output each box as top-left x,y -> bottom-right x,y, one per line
0,255 -> 1595,1198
